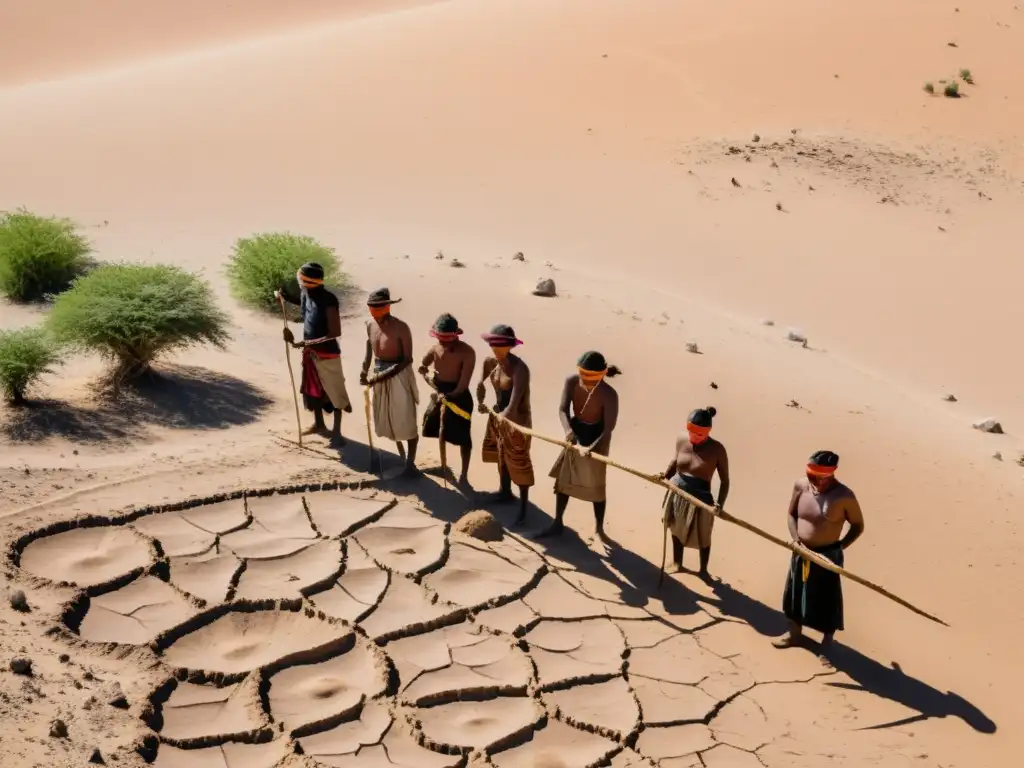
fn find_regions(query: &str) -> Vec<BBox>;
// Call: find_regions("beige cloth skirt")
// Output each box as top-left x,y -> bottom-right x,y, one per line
312,354 -> 352,412
549,447 -> 607,503
663,491 -> 715,548
371,365 -> 419,442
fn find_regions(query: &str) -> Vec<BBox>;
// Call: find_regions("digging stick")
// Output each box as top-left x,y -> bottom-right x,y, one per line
438,396 -> 448,489
363,387 -> 377,474
278,295 -> 303,447
486,407 -> 946,626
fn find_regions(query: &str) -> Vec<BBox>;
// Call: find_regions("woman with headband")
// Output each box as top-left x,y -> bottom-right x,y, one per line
774,450 -> 865,667
538,351 -> 622,541
660,406 -> 731,580
277,263 -> 352,447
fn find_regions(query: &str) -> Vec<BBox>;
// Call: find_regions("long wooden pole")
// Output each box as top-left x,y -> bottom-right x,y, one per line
277,297 -> 303,448
363,387 -> 377,474
486,407 -> 947,626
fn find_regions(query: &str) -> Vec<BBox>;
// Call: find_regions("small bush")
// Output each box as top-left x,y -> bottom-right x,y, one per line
923,82 -> 935,94
226,232 -> 345,311
959,68 -> 973,84
944,81 -> 960,98
0,326 -> 61,405
0,210 -> 91,301
48,264 -> 231,382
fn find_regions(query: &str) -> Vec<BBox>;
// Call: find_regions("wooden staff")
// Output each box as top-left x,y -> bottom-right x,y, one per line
419,368 -> 449,488
486,407 -> 947,626
277,295 -> 303,447
363,387 -> 377,474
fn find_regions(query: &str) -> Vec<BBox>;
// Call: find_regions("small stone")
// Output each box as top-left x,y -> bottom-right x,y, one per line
513,252 -> 525,261
532,278 -> 557,297
453,511 -> 503,542
787,329 -> 807,344
685,342 -> 700,354
83,671 -> 95,681
731,177 -> 741,187
710,382 -> 718,389
761,318 -> 775,326
776,202 -> 784,211
449,258 -> 466,268
49,719 -> 68,739
73,449 -> 79,455
435,251 -> 445,260
944,394 -> 958,402
787,399 -> 801,409
89,748 -> 106,764
973,418 -> 1004,434
752,134 -> 761,143
109,695 -> 129,710
9,589 -> 30,613
73,680 -> 83,690
993,452 -> 1003,461
59,654 -> 70,664
10,658 -> 32,676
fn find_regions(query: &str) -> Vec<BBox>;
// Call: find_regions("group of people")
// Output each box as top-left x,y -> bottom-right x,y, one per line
277,262 -> 866,662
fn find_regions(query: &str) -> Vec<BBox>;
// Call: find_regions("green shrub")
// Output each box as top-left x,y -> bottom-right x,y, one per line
944,81 -> 960,98
959,68 -> 973,84
0,326 -> 61,404
0,210 -> 92,301
923,82 -> 935,94
226,232 -> 345,311
48,263 -> 231,382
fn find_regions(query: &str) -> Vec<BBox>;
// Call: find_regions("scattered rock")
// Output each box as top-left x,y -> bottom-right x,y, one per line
731,177 -> 741,187
449,258 -> 465,268
73,680 -> 83,690
453,511 -> 503,542
1017,454 -> 1024,467
10,658 -> 32,676
710,382 -> 718,389
761,318 -> 775,326
532,278 -> 557,297
786,329 -> 807,344
89,748 -> 105,764
993,452 -> 1003,461
58,654 -> 70,664
109,694 -> 130,710
973,418 -> 1004,434
944,394 -> 958,402
685,342 -> 700,354
83,671 -> 95,681
752,134 -> 761,143
9,589 -> 29,613
513,252 -> 525,262
776,202 -> 784,211
787,400 -> 801,409
948,41 -> 958,47
435,251 -> 445,260
49,719 -> 68,739
938,225 -> 947,232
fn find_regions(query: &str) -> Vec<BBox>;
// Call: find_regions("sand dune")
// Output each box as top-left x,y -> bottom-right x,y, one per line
1,0 -> 1023,765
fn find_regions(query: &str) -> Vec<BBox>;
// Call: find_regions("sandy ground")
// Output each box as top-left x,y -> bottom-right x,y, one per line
1,0 -> 1022,765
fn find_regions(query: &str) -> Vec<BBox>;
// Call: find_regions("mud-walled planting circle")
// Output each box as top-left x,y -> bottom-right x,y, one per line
9,481 -> 833,767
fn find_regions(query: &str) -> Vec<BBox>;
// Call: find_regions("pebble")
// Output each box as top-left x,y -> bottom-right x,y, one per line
944,394 -> 958,402
109,695 -> 129,710
532,278 -> 557,297
49,719 -> 68,739
973,418 -> 1004,434
513,252 -> 525,261
787,329 -> 808,344
10,657 -> 32,676
9,589 -> 30,613
89,748 -> 105,764
685,342 -> 700,354
449,258 -> 466,268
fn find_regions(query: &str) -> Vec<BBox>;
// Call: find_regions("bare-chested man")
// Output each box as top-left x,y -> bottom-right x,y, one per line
538,351 -> 621,541
774,450 -> 865,665
358,288 -> 419,475
418,313 -> 477,485
660,406 -> 730,579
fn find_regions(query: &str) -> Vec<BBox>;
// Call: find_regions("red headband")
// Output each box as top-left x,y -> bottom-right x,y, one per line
807,463 -> 836,476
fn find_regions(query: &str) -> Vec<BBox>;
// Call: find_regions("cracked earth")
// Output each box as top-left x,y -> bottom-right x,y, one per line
10,484 -> 889,767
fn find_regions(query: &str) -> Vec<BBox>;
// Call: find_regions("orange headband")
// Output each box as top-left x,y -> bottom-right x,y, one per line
687,422 -> 711,443
578,366 -> 607,379
297,272 -> 324,289
807,463 -> 836,476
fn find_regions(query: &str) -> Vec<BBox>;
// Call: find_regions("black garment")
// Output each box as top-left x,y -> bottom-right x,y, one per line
570,417 -> 603,448
374,357 -> 402,374
668,474 -> 714,563
422,379 -> 474,447
301,288 -> 341,355
782,541 -> 845,634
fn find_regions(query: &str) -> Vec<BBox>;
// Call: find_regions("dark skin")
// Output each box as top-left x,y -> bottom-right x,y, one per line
773,473 -> 865,663
661,431 -> 730,577
536,373 -> 619,541
359,310 -> 418,475
276,290 -> 348,446
418,339 -> 477,485
476,352 -> 531,524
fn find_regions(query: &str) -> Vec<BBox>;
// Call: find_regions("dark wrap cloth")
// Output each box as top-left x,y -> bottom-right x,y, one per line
782,541 -> 845,634
422,378 -> 474,447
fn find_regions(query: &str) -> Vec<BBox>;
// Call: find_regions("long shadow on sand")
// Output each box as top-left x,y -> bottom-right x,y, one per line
1,365 -> 274,444
501,517 -> 996,736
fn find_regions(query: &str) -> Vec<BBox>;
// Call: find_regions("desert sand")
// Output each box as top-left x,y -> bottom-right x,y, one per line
1,0 -> 1022,765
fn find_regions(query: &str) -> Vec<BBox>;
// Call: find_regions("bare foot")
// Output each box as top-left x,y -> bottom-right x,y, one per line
670,563 -> 685,574
817,653 -> 835,670
698,569 -> 713,583
534,522 -> 564,539
513,514 -> 527,527
329,434 -> 347,449
302,424 -> 325,436
772,635 -> 801,649
401,463 -> 421,478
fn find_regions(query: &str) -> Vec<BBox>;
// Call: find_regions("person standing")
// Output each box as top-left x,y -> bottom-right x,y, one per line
538,351 -> 621,541
358,288 -> 419,475
277,263 -> 351,447
419,313 -> 477,485
661,406 -> 730,579
773,450 -> 865,666
476,324 -> 534,525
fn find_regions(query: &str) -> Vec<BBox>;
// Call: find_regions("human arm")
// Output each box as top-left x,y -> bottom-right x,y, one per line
786,481 -> 802,542
369,323 -> 413,385
451,345 -> 477,397
476,357 -> 497,413
840,493 -> 865,550
293,301 -> 342,348
504,360 -> 529,416
558,376 -> 576,443
715,445 -> 730,508
359,323 -> 373,385
418,348 -> 436,389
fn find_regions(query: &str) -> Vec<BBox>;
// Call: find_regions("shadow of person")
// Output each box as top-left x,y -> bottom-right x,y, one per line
1,364 -> 274,444
706,577 -> 996,735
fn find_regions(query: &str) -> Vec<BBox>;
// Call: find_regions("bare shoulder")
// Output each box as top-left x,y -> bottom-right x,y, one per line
837,482 -> 859,504
794,477 -> 810,494
601,380 -> 620,400
481,355 -> 498,372
393,316 -> 411,334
